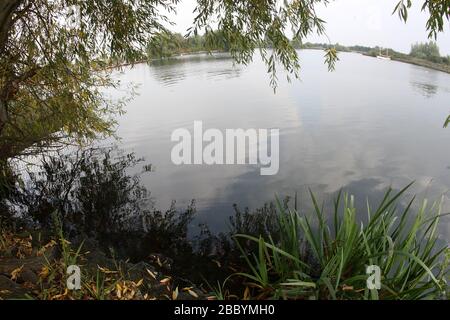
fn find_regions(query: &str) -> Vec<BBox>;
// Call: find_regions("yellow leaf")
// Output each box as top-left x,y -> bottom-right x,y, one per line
244,286 -> 251,300
52,289 -> 68,300
172,287 -> 179,300
37,240 -> 57,256
38,266 -> 50,279
146,268 -> 157,279
10,265 -> 24,281
188,290 -> 199,298
342,285 -> 354,291
116,283 -> 123,299
135,279 -> 144,287
98,266 -> 118,274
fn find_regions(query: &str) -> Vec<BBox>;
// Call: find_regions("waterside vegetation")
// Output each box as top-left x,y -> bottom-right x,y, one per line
1,150 -> 448,300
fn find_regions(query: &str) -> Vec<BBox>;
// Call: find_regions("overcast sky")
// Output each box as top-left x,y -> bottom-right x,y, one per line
168,0 -> 450,55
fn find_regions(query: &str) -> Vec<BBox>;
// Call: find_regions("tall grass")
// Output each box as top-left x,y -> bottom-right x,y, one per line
235,184 -> 449,300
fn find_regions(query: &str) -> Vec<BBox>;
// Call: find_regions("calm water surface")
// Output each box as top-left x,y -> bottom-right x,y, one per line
106,50 -> 450,238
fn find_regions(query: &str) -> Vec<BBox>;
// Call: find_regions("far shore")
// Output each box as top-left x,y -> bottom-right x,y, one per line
104,48 -> 450,75
389,55 -> 450,74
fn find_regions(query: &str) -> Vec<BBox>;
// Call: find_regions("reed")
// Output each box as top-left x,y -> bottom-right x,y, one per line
235,184 -> 449,300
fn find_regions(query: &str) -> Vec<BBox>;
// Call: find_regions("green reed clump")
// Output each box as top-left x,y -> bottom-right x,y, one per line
235,183 -> 449,300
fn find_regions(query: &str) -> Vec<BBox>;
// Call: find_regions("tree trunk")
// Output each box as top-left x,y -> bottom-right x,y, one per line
0,100 -> 7,134
0,0 -> 22,136
0,0 -> 22,53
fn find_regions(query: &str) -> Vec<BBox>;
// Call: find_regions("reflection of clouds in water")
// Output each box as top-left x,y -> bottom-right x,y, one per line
111,51 -> 450,242
198,167 -> 450,241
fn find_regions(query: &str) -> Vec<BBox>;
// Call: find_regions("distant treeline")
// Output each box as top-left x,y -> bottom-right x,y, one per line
146,31 -> 230,59
292,40 -> 450,67
146,32 -> 450,67
113,32 -> 450,74
409,42 -> 448,64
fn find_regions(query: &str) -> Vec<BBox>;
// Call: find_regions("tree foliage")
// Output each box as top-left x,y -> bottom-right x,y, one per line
188,0 -> 337,86
0,0 -> 178,158
394,0 -> 450,39
146,30 -> 230,59
410,41 -> 441,61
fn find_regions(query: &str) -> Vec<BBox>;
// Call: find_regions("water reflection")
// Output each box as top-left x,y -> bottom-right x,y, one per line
148,53 -> 240,87
408,66 -> 441,98
410,81 -> 438,98
206,68 -> 242,81
109,50 -> 450,241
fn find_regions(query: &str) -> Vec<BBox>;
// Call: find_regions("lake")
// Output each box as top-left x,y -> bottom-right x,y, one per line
107,50 -> 450,238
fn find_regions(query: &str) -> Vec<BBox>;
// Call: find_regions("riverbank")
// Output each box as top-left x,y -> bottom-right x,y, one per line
1,175 -> 448,300
101,50 -> 226,71
296,42 -> 450,75
390,55 -> 450,74
0,228 -> 207,300
104,48 -> 450,76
